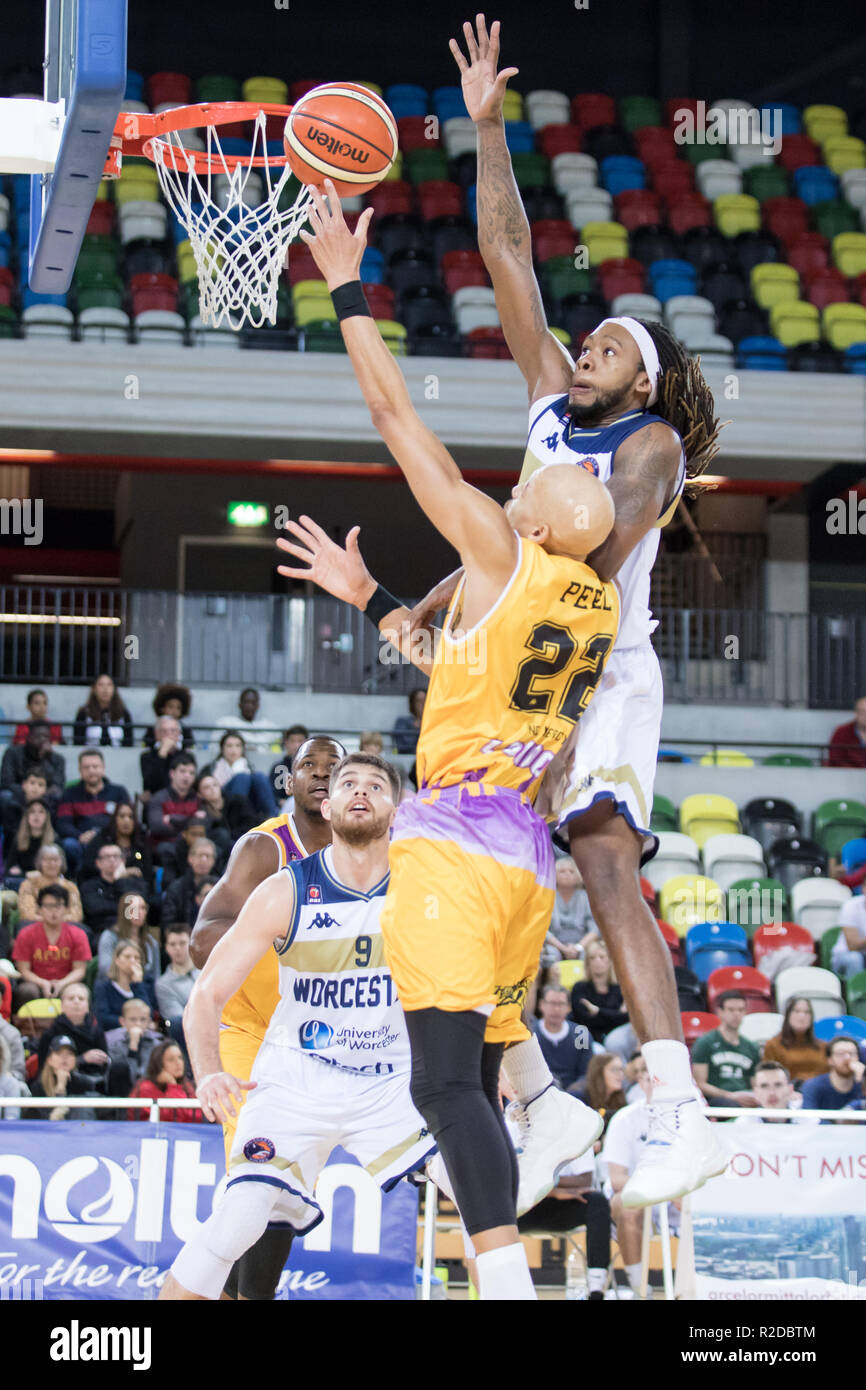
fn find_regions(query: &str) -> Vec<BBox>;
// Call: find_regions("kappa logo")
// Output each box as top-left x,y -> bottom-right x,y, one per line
243,1137 -> 276,1163
542,432 -> 560,451
310,912 -> 339,930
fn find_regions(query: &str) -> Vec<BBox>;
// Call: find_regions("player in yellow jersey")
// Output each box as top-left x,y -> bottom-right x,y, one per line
189,734 -> 344,1299
274,182 -> 618,1300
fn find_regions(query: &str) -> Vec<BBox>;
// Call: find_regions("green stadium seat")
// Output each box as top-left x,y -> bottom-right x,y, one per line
819,926 -> 842,973
812,799 -> 866,858
650,794 -> 678,833
619,96 -> 662,133
761,752 -> 813,766
686,143 -> 728,166
744,164 -> 790,201
726,876 -> 789,933
813,199 -> 860,239
847,970 -> 866,1022
544,265 -> 595,300
511,152 -> 551,189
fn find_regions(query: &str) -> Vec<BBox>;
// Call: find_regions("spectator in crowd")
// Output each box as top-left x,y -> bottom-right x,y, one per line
825,696 -> 866,769
16,844 -> 84,925
532,984 -> 592,1093
36,981 -> 109,1085
0,1011 -> 26,1083
97,891 -> 159,985
155,924 -> 200,1036
203,731 -> 277,820
602,1052 -> 659,1295
93,940 -> 154,1031
733,1061 -> 809,1123
143,683 -> 195,750
269,724 -> 310,800
11,689 -> 64,745
0,721 -> 66,803
11,885 -> 91,1010
106,998 -> 164,1097
622,1050 -> 648,1104
194,773 -> 255,855
391,687 -> 426,755
801,1036 -> 866,1112
691,991 -> 761,1107
146,753 -> 202,860
80,843 -> 147,937
1,766 -> 52,850
191,875 -> 218,923
56,750 -> 130,873
162,839 -> 218,926
73,673 -> 134,748
26,1035 -> 103,1120
832,890 -> 866,980
82,802 -> 153,887
569,939 -> 629,1044
129,1040 -> 199,1122
4,799 -> 57,880
762,997 -> 828,1084
140,715 -> 186,795
0,1032 -> 29,1120
359,731 -> 384,755
577,1052 -> 628,1135
215,688 -> 279,754
545,856 -> 597,962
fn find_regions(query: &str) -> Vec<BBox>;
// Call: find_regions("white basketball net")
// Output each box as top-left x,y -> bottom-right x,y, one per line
149,110 -> 315,330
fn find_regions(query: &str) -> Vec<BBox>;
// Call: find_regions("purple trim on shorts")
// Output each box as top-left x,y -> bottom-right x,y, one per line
558,789 -> 659,867
392,785 -> 554,888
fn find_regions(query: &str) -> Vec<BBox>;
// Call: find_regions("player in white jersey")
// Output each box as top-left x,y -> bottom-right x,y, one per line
405,17 -> 728,1210
160,753 -> 434,1301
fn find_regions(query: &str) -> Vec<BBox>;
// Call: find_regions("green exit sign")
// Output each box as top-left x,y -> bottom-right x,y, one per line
227,501 -> 269,527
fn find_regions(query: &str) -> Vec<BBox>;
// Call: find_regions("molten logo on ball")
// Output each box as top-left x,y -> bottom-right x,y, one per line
284,81 -> 398,196
304,126 -> 371,165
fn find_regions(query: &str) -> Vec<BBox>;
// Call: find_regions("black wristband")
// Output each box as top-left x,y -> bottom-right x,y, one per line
364,583 -> 402,627
331,279 -> 373,321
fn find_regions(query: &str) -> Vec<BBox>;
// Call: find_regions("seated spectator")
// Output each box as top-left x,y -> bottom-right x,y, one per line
532,984 -> 592,1093
195,773 -> 255,853
162,840 -> 218,927
691,991 -> 760,1107
155,924 -> 200,1034
1,766 -> 52,852
140,715 -> 186,795
832,890 -> 866,980
392,687 -> 426,755
545,856 -> 597,961
11,688 -> 64,745
25,1035 -> 103,1120
37,980 -> 109,1084
146,753 -> 203,862
762,997 -> 828,1083
73,673 -> 134,748
0,1032 -> 29,1119
82,802 -> 153,887
801,1035 -> 866,1112
576,1052 -> 628,1135
97,891 -> 159,984
359,731 -> 384,756
128,1040 -> 199,1122
202,732 -> 277,820
0,1012 -> 26,1083
601,1054 -> 662,1296
106,998 -> 164,1096
569,939 -> 629,1044
56,750 -> 130,874
215,687 -> 279,754
143,682 -> 195,750
0,721 -> 65,804
825,695 -> 866,769
733,1061 -> 814,1124
93,940 -> 155,1031
11,885 -> 91,1011
4,798 -> 58,880
81,842 -> 148,938
623,1050 -> 647,1104
269,724 -> 310,800
17,844 -> 84,925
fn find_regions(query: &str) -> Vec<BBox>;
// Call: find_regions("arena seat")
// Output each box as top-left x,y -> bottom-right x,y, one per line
726,877 -> 789,933
642,830 -> 701,892
840,837 -> 866,875
767,837 -> 828,894
804,266 -> 849,310
775,965 -> 845,1020
702,834 -> 765,892
681,1011 -> 719,1047
554,959 -> 584,992
823,303 -> 866,350
658,920 -> 685,967
750,261 -> 800,309
660,876 -> 726,935
675,967 -> 706,1012
761,752 -> 813,767
697,748 -> 755,766
739,1011 -> 784,1046
813,1014 -> 866,1044
812,798 -> 866,857
685,922 -> 750,980
846,971 -> 866,1022
790,878 -> 852,937
679,793 -> 740,849
769,299 -> 821,347
597,256 -> 645,300
650,794 -> 678,832
752,922 -> 815,976
735,334 -> 788,369
714,193 -> 761,237
820,926 -> 842,972
706,964 -> 774,1013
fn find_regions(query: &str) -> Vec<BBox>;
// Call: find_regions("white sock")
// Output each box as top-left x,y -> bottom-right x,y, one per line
475,1243 -> 537,1300
641,1039 -> 694,1100
588,1266 -> 606,1294
502,1036 -> 554,1104
626,1261 -> 643,1292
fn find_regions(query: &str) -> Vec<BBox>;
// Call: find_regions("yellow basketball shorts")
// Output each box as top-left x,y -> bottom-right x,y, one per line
219,1025 -> 265,1168
379,784 -> 555,1046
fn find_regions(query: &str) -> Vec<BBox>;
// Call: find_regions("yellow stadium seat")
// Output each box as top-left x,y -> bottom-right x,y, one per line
750,262 -> 800,309
291,279 -> 330,303
376,319 -> 408,355
679,792 -> 740,849
803,104 -> 848,142
502,91 -> 525,120
552,959 -> 585,991
384,151 -> 404,181
769,299 -> 820,347
658,874 -> 726,936
713,193 -> 761,237
698,750 -> 755,767
550,326 -> 572,346
15,997 -> 63,1019
294,297 -> 337,327
832,231 -> 866,277
356,81 -> 384,96
822,302 -> 866,350
582,220 -> 629,265
823,135 -> 866,175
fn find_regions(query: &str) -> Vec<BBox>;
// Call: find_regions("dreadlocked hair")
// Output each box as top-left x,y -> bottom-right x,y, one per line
634,319 -> 726,486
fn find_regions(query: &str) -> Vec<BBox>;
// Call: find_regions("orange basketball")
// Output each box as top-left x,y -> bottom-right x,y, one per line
283,82 -> 398,196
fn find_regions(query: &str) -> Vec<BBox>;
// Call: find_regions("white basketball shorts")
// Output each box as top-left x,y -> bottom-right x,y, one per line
536,643 -> 662,864
226,1043 -> 435,1233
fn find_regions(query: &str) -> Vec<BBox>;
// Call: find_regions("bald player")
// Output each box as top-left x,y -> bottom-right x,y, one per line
190,733 -> 344,1300
276,183 -> 620,1300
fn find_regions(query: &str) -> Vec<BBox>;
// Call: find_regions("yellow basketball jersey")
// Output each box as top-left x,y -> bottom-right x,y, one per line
220,812 -> 309,1043
416,538 -> 620,803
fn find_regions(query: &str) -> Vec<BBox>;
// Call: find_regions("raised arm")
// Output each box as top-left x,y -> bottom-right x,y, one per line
451,17 -> 573,402
585,420 -> 683,582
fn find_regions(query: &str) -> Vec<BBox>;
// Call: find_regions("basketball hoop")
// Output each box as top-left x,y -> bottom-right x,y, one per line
110,102 -> 315,330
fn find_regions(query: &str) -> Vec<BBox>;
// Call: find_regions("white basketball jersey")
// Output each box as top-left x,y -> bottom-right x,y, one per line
525,398 -> 686,650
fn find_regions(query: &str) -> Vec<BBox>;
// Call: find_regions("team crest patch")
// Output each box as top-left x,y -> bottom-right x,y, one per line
575,456 -> 599,476
243,1137 -> 276,1163
308,884 -> 322,903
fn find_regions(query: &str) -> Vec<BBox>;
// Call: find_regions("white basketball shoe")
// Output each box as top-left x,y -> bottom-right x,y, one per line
621,1095 -> 728,1208
508,1085 -> 604,1217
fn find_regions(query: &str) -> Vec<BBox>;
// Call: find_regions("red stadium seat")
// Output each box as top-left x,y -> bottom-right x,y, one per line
130,272 -> 178,315
366,181 -> 413,218
650,162 -> 696,200
634,125 -> 678,162
667,193 -> 713,234
681,1010 -> 719,1047
664,97 -> 700,129
706,965 -> 774,1014
397,116 -> 438,151
466,326 -> 511,359
614,189 -> 663,231
778,133 -> 822,172
659,920 -> 685,967
285,249 -> 324,286
804,266 -> 850,310
531,219 -> 578,262
539,124 -> 583,158
440,248 -> 485,272
763,196 -> 809,242
444,265 -> 488,294
362,284 -> 395,316
785,232 -> 831,277
572,93 -> 617,129
417,180 -> 464,220
852,272 -> 866,309
752,921 -> 815,973
598,256 -> 645,299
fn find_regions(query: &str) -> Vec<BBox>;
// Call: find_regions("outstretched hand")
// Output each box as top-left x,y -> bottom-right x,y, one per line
297,179 -> 374,290
277,514 -> 377,609
449,14 -> 519,124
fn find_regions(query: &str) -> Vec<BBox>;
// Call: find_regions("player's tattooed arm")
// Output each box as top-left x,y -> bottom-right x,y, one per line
189,831 -> 280,968
588,420 -> 682,582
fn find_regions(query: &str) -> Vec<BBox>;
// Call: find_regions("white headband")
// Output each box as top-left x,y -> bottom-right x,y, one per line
595,316 -> 661,407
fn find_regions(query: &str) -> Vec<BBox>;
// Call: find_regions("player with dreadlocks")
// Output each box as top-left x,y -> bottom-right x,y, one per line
402,15 -> 728,1220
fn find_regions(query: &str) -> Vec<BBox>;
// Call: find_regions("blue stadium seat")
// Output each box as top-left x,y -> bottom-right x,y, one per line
360,248 -> 384,283
792,165 -> 839,205
844,343 -> 866,375
813,1015 -> 866,1043
760,102 -> 801,136
841,837 -> 866,874
385,84 -> 428,118
503,122 -> 536,154
686,921 -> 750,958
600,155 -> 646,195
736,335 -> 788,369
